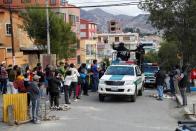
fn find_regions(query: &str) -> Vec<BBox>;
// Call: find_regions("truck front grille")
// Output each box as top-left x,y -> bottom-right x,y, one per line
105,81 -> 125,86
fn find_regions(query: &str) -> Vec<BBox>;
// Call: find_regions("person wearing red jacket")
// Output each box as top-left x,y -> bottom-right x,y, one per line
191,68 -> 196,87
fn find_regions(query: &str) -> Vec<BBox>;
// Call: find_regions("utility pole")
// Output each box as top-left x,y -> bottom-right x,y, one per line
9,5 -> 16,65
46,0 -> 51,54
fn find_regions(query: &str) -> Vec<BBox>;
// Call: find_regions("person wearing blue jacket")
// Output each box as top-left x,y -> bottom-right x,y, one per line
78,63 -> 89,96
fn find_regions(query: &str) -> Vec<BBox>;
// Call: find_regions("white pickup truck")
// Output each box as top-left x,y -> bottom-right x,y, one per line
98,64 -> 144,102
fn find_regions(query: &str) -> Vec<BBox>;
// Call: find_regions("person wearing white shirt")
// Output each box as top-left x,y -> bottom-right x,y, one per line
69,63 -> 80,101
63,70 -> 73,104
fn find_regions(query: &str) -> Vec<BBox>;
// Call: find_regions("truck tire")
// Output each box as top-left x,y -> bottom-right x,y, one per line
128,89 -> 137,102
131,91 -> 137,102
138,83 -> 144,96
99,94 -> 105,102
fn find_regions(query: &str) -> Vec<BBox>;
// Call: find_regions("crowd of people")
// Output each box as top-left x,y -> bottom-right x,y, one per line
155,64 -> 192,108
0,60 -> 107,124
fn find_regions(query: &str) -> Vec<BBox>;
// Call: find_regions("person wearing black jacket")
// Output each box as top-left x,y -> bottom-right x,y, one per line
47,72 -> 61,107
155,68 -> 166,100
178,65 -> 189,106
112,42 -> 130,61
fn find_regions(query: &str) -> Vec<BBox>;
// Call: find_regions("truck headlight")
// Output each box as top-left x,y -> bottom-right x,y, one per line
99,80 -> 105,85
125,80 -> 134,85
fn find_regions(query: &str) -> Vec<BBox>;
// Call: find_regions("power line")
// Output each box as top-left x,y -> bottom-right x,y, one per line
0,2 -> 145,10
70,0 -> 140,4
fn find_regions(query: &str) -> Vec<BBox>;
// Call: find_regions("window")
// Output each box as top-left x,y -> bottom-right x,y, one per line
123,36 -> 130,41
50,0 -> 56,5
105,66 -> 134,76
80,24 -> 86,29
103,36 -> 108,43
80,32 -> 86,38
136,66 -> 142,76
21,0 -> 31,3
98,37 -> 101,42
6,24 -> 12,35
69,15 -> 76,25
3,0 -> 12,3
115,37 -> 119,42
86,45 -> 94,56
61,0 -> 67,5
111,27 -> 115,31
6,48 -> 12,53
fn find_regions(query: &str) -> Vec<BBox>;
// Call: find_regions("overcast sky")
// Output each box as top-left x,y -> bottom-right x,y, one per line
68,0 -> 146,16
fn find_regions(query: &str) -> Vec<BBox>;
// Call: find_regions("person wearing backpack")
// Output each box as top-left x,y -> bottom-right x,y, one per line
78,63 -> 89,96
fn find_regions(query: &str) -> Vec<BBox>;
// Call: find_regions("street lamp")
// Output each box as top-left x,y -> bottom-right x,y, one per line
46,0 -> 51,54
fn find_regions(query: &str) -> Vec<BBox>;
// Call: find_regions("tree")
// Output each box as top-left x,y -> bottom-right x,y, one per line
20,8 -> 77,60
144,51 -> 159,63
158,41 -> 179,70
123,27 -> 134,33
140,0 -> 196,66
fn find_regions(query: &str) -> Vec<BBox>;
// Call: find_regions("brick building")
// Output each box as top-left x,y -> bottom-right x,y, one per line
0,0 -> 80,66
79,18 -> 98,64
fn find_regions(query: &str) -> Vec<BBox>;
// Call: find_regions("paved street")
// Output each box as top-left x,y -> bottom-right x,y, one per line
0,90 -> 184,131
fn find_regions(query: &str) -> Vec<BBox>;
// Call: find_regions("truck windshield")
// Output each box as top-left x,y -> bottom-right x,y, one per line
144,66 -> 158,73
105,66 -> 134,76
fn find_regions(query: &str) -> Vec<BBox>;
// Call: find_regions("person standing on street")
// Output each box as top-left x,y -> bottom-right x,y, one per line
0,61 -> 8,94
69,63 -> 80,101
78,63 -> 89,96
91,60 -> 99,92
173,65 -> 181,94
29,75 -> 41,124
178,65 -> 189,107
47,71 -> 61,108
63,70 -> 73,104
155,67 -> 166,101
99,62 -> 107,79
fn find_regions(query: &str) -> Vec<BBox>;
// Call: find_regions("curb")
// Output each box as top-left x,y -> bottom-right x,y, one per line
183,107 -> 196,120
175,94 -> 196,120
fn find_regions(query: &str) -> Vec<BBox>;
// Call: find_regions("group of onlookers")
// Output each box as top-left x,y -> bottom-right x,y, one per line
155,64 -> 195,107
0,60 -> 107,124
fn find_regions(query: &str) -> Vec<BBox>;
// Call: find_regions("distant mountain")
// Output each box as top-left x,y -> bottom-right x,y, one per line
80,8 -> 156,34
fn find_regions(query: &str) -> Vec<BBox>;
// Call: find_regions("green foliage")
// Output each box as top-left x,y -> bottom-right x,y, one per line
20,8 -> 77,60
140,0 -> 196,66
144,51 -> 159,63
158,41 -> 179,70
123,27 -> 141,34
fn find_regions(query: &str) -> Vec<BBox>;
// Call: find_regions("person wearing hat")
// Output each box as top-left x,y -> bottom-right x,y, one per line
29,75 -> 41,124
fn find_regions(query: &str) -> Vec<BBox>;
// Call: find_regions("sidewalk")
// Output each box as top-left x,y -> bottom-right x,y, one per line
176,88 -> 196,120
0,93 -> 72,125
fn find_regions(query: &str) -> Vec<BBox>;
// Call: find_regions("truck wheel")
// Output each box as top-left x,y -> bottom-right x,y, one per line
138,84 -> 144,96
131,91 -> 137,102
99,94 -> 105,102
128,89 -> 137,102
